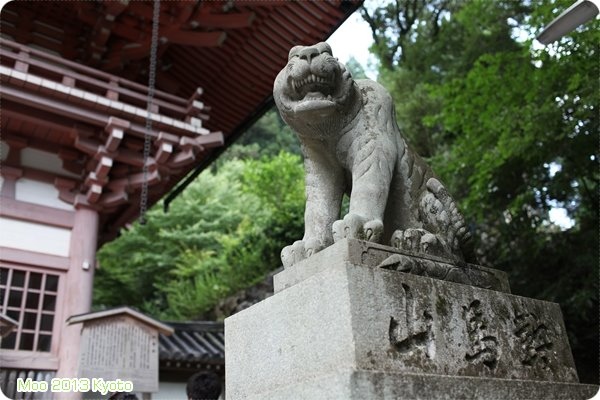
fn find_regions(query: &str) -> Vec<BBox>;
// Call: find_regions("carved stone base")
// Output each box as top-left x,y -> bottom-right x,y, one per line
225,240 -> 596,399
227,369 -> 597,400
273,239 -> 510,293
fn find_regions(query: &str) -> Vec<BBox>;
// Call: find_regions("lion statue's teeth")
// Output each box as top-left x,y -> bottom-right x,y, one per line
292,74 -> 329,95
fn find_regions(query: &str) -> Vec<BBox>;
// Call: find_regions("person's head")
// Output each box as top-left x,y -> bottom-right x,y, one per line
186,371 -> 221,400
109,393 -> 138,400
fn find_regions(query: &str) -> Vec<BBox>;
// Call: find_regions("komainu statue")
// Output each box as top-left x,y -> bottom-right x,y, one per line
273,42 -> 475,268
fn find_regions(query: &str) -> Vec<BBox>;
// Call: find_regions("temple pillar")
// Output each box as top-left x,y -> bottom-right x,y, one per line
55,206 -> 99,394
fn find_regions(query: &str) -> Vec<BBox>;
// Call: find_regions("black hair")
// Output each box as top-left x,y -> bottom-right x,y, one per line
186,371 -> 221,400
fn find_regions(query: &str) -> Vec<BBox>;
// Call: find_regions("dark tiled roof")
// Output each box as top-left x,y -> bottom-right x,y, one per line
159,321 -> 224,364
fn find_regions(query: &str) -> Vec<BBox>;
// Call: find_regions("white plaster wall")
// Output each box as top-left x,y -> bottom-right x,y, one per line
153,381 -> 187,400
0,217 -> 71,257
20,148 -> 80,178
16,178 -> 74,211
0,140 -> 8,161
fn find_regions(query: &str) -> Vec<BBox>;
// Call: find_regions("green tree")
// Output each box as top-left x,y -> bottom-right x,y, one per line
360,0 -> 457,71
220,109 -> 300,164
94,161 -> 247,309
370,0 -> 526,156
94,153 -> 305,320
158,152 -> 305,319
432,3 -> 598,382
361,0 -> 598,383
344,56 -> 369,79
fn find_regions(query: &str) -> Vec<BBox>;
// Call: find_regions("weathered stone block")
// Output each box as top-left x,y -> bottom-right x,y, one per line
235,370 -> 597,400
226,242 -> 594,399
274,239 -> 510,293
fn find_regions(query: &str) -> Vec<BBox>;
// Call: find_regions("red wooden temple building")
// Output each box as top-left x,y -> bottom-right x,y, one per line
0,0 -> 361,397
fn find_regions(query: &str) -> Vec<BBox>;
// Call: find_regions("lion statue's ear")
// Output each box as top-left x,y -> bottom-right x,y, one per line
288,45 -> 303,60
315,42 -> 332,56
338,62 -> 352,80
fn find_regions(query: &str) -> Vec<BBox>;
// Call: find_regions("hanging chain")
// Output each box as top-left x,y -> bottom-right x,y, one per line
140,0 -> 161,225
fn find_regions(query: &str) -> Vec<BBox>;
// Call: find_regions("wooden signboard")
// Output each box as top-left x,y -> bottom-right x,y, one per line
69,307 -> 173,393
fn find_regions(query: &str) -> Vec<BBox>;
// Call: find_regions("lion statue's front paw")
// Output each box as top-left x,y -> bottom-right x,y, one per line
391,228 -> 453,260
332,214 -> 383,243
281,238 -> 325,268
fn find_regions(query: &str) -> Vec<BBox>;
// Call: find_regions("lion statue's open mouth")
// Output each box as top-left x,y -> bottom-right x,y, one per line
274,42 -> 353,118
292,73 -> 333,98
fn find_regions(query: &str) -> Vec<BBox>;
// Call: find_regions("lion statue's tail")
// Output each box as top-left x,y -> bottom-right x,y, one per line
422,178 -> 477,264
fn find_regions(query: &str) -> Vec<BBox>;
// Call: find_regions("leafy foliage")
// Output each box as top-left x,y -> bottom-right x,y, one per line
360,0 -> 457,70
95,153 -> 305,320
361,0 -> 598,383
344,56 -> 369,79
218,109 -> 301,164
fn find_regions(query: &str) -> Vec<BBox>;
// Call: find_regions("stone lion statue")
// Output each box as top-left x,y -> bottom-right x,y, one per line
273,42 -> 475,268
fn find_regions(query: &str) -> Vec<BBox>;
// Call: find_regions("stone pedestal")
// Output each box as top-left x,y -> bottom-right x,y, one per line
225,240 -> 597,399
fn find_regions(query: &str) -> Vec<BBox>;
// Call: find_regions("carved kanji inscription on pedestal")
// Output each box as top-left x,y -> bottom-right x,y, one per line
389,284 -> 435,359
462,299 -> 498,369
513,311 -> 555,371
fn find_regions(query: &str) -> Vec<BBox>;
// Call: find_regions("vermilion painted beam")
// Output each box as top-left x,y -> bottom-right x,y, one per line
99,190 -> 129,208
75,4 -> 144,43
228,0 -> 289,7
94,157 -> 113,179
0,247 -> 69,272
1,39 -> 189,106
102,0 -> 227,65
275,8 -> 316,37
155,142 -> 173,164
75,137 -> 147,168
86,184 -> 103,204
105,28 -> 225,67
194,131 -> 225,149
1,162 -> 76,189
57,188 -> 76,207
85,172 -> 108,189
298,2 -> 340,26
1,85 -> 209,139
102,0 -> 129,18
156,71 -> 181,94
107,168 -> 161,191
169,148 -> 195,168
0,198 -> 74,229
1,26 -> 73,58
179,136 -> 202,152
0,50 -> 190,117
190,12 -> 256,29
105,129 -> 124,152
126,1 -> 160,21
172,0 -> 197,24
62,161 -> 85,176
112,43 -> 150,62
165,30 -> 227,47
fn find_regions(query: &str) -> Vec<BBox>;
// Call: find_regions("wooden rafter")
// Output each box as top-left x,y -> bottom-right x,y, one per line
167,30 -> 227,47
85,0 -> 130,65
97,1 -> 262,74
189,11 -> 256,29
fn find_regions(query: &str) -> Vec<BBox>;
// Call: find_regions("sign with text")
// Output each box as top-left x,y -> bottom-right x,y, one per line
78,316 -> 159,392
70,307 -> 173,393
